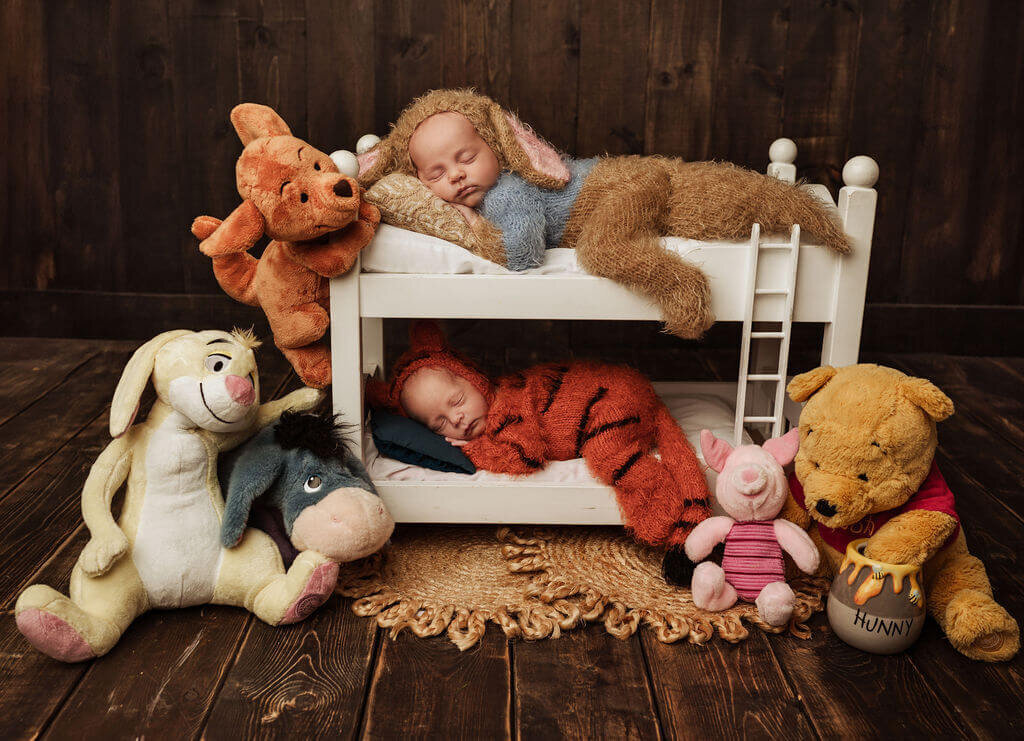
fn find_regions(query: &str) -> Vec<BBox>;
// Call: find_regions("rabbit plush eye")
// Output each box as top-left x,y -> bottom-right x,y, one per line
304,475 -> 323,493
205,354 -> 231,373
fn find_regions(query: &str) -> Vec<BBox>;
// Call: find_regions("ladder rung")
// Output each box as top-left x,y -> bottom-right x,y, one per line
743,416 -> 777,423
746,374 -> 781,381
754,288 -> 789,295
751,331 -> 785,339
759,243 -> 793,250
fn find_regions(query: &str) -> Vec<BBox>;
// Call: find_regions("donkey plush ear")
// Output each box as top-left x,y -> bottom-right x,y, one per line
230,103 -> 292,146
700,429 -> 733,473
221,444 -> 284,548
787,366 -> 838,403
899,376 -> 955,422
488,106 -> 571,189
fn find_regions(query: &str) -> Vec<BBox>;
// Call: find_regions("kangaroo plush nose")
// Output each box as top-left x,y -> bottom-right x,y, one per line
333,177 -> 354,198
815,499 -> 838,517
225,375 -> 255,406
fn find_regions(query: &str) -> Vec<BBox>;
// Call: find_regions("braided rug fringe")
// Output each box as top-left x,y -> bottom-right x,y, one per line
499,527 -> 829,644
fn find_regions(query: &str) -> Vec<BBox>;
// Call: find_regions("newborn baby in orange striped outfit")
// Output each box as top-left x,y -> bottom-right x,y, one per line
367,321 -> 711,547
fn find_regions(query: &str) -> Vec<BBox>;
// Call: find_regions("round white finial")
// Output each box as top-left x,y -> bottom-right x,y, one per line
769,138 -> 797,164
356,134 -> 381,155
843,155 -> 879,188
330,149 -> 360,178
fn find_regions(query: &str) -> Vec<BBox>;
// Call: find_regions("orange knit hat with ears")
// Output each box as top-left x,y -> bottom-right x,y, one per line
365,320 -> 494,415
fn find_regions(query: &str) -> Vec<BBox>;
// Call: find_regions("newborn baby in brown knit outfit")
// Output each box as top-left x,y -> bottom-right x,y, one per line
367,321 -> 712,547
360,89 -> 851,339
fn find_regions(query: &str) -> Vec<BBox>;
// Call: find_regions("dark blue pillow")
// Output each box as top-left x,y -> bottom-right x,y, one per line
369,408 -> 476,474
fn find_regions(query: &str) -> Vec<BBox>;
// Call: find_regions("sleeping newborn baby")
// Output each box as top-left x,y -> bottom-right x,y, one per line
359,89 -> 852,339
367,320 -> 711,548
407,111 -> 597,271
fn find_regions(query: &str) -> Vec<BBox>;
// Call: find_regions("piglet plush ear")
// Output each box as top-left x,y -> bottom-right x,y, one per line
763,428 -> 800,467
230,103 -> 292,146
700,429 -> 733,473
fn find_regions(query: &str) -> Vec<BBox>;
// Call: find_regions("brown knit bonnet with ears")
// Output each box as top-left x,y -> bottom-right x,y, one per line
365,320 -> 495,417
357,89 -> 572,191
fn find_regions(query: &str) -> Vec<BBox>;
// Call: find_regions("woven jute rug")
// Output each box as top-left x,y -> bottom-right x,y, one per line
336,525 -> 829,651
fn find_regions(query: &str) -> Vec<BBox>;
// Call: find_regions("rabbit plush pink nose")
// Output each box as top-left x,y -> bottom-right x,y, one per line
733,465 -> 768,496
225,375 -> 255,406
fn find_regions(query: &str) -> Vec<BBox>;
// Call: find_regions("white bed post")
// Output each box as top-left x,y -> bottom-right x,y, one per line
330,256 -> 365,458
821,156 -> 878,367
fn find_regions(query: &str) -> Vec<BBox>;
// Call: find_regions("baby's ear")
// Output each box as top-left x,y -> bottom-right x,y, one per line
487,105 -> 570,189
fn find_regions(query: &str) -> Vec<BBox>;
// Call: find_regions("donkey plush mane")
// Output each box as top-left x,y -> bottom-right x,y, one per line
273,410 -> 353,461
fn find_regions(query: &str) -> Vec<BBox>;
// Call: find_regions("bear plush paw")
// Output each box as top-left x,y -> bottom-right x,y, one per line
945,588 -> 1020,662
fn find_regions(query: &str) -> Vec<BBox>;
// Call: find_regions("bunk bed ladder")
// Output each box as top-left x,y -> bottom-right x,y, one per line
733,223 -> 802,445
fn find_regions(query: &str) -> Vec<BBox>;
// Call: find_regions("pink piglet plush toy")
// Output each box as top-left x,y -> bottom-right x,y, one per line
685,428 -> 820,626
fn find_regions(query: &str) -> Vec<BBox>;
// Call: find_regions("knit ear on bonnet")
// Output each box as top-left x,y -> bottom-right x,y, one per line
357,88 -> 571,190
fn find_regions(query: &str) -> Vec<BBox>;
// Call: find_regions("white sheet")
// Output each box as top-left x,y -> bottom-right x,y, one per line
365,389 -> 751,495
361,223 -> 823,276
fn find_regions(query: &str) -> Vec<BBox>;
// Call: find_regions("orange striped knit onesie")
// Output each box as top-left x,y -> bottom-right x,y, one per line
367,322 -> 711,547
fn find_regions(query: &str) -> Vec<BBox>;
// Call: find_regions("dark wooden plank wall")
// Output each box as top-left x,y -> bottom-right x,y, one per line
2,0 -> 1022,350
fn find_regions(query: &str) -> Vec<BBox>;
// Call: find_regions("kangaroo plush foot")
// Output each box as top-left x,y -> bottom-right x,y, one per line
15,585 -> 104,662
945,589 -> 1020,662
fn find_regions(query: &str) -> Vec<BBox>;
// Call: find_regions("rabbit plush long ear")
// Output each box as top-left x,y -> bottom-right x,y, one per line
220,443 -> 285,548
487,106 -> 571,189
230,103 -> 292,146
786,366 -> 838,403
110,330 -> 193,437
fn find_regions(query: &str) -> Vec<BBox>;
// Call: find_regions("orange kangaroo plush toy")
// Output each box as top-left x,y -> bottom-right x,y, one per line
192,104 -> 380,388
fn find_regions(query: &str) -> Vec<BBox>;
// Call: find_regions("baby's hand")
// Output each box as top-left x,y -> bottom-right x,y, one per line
451,203 -> 480,226
445,436 -> 469,447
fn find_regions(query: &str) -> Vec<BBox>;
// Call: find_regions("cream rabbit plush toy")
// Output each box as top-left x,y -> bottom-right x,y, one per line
15,329 -> 334,662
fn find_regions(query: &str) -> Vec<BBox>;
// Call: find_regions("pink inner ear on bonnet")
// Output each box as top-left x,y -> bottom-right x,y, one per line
504,114 -> 570,184
357,148 -> 380,177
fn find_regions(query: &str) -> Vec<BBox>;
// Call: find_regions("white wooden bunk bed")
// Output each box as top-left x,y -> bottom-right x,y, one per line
329,140 -> 879,525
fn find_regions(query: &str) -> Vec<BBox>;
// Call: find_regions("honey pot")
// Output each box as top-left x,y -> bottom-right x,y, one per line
827,539 -> 926,654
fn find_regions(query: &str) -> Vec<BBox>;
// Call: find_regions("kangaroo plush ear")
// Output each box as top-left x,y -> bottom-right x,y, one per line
194,200 -> 265,258
231,103 -> 292,146
700,429 -> 733,473
787,366 -> 838,403
899,376 -> 955,422
763,428 -> 801,467
110,330 -> 193,437
488,106 -> 571,189
220,443 -> 284,548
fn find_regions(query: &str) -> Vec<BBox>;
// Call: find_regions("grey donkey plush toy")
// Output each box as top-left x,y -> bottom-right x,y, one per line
219,409 -> 394,566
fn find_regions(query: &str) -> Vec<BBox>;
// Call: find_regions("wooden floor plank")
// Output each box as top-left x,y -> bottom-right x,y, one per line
200,595 -> 378,739
361,630 -> 511,739
0,338 -> 100,426
642,630 -> 815,740
0,346 -> 134,500
513,627 -> 660,739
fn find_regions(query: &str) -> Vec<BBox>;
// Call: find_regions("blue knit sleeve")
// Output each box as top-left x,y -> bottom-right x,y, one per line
480,173 -> 547,271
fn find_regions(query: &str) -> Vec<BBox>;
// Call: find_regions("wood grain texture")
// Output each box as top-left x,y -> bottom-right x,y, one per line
361,631 -> 511,739
0,339 -> 98,426
237,0 -> 308,134
576,1 -> 651,156
509,0 -> 581,154
442,0 -> 512,103
645,0 -> 722,159
642,630 -> 814,739
513,628 -> 660,739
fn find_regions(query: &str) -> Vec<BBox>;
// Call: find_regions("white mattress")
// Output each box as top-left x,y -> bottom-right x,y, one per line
361,224 -> 825,276
364,389 -> 751,494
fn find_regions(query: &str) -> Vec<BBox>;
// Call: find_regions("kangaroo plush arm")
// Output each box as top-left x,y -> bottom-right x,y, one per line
195,200 -> 265,258
78,436 -> 133,577
215,387 -> 325,453
286,201 -> 380,278
862,510 -> 959,567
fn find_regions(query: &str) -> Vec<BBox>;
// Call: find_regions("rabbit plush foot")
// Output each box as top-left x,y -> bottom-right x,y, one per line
15,585 -> 99,662
755,581 -> 796,627
252,550 -> 338,626
945,589 -> 1020,662
691,561 -> 737,611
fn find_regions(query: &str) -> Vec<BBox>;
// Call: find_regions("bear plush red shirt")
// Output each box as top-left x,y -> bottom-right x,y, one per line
788,462 -> 961,553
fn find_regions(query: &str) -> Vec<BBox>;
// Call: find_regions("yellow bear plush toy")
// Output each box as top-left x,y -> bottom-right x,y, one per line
785,364 -> 1019,662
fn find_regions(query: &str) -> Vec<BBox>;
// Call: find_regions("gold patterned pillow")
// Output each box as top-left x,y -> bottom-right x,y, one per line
364,174 -> 507,267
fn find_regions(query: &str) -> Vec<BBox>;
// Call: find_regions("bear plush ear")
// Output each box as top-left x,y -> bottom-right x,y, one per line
899,376 -> 954,421
787,366 -> 838,402
230,103 -> 292,146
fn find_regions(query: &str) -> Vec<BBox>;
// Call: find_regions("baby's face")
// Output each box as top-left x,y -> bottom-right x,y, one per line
408,112 -> 500,208
400,366 -> 489,441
